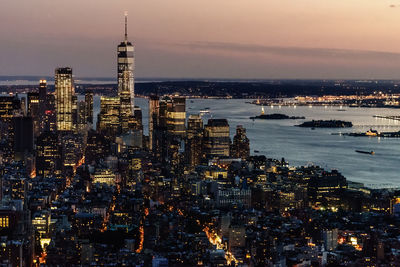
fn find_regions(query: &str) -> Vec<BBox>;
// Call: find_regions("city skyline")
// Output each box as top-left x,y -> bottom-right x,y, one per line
2,2 -> 400,265
2,0 -> 400,79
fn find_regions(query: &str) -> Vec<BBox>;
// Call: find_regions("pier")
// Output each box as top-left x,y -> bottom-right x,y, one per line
373,115 -> 400,121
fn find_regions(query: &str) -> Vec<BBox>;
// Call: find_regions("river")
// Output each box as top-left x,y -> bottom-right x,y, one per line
109,98 -> 400,188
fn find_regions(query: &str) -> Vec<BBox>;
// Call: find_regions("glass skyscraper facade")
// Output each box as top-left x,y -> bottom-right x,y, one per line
55,67 -> 74,131
117,13 -> 134,134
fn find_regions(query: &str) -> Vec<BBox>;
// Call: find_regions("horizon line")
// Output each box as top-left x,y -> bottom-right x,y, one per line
1,75 -> 400,82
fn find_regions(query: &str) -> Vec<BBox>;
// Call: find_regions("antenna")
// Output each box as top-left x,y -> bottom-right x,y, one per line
124,11 -> 128,42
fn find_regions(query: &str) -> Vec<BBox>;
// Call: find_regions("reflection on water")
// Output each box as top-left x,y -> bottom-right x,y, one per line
94,97 -> 400,187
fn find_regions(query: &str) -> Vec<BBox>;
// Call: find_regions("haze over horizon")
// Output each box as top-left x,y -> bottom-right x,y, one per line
2,0 -> 400,79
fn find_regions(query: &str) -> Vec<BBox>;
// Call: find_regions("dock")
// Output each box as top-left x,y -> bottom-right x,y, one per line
373,115 -> 400,121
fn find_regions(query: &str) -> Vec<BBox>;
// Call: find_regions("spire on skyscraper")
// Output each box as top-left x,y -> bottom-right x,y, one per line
124,11 -> 128,42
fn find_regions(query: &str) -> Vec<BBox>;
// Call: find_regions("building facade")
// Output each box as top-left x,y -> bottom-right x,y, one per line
55,67 -> 74,131
203,119 -> 230,159
231,125 -> 250,159
186,114 -> 204,166
85,92 -> 93,125
148,95 -> 159,151
97,97 -> 120,139
38,80 -> 47,134
166,96 -> 186,138
27,92 -> 40,136
36,131 -> 61,177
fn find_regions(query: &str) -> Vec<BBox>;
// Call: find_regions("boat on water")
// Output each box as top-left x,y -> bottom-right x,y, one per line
254,150 -> 260,153
365,129 -> 379,136
355,150 -> 375,155
199,110 -> 210,115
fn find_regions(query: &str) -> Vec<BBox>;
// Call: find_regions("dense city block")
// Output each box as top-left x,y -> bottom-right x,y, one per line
2,78 -> 400,266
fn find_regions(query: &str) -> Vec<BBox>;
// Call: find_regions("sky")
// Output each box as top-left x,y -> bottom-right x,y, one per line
1,0 -> 400,79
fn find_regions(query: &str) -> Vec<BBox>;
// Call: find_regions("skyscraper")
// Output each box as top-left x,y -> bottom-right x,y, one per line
155,96 -> 186,163
186,114 -> 204,166
27,92 -> 39,136
85,92 -> 93,125
77,100 -> 87,131
27,92 -> 39,118
72,95 -> 78,130
203,119 -> 231,159
157,96 -> 186,138
36,131 -> 61,178
118,12 -> 135,134
166,96 -> 186,138
44,94 -> 57,132
97,96 -> 120,139
13,116 -> 34,161
231,125 -> 250,159
148,95 -> 159,151
0,96 -> 20,161
61,133 -> 84,170
38,80 -> 47,133
20,97 -> 26,116
0,96 -> 20,122
85,129 -> 110,165
133,106 -> 143,131
55,67 -> 74,131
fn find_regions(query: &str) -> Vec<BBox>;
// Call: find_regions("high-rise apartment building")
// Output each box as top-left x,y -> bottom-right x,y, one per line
118,13 -> 134,134
203,119 -> 231,159
55,67 -> 74,131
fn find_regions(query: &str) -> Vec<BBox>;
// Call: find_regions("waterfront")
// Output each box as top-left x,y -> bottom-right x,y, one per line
12,94 -> 398,187
95,97 -> 400,188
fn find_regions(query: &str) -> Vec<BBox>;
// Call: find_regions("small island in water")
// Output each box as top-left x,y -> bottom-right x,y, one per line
297,120 -> 353,128
250,113 -> 305,120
